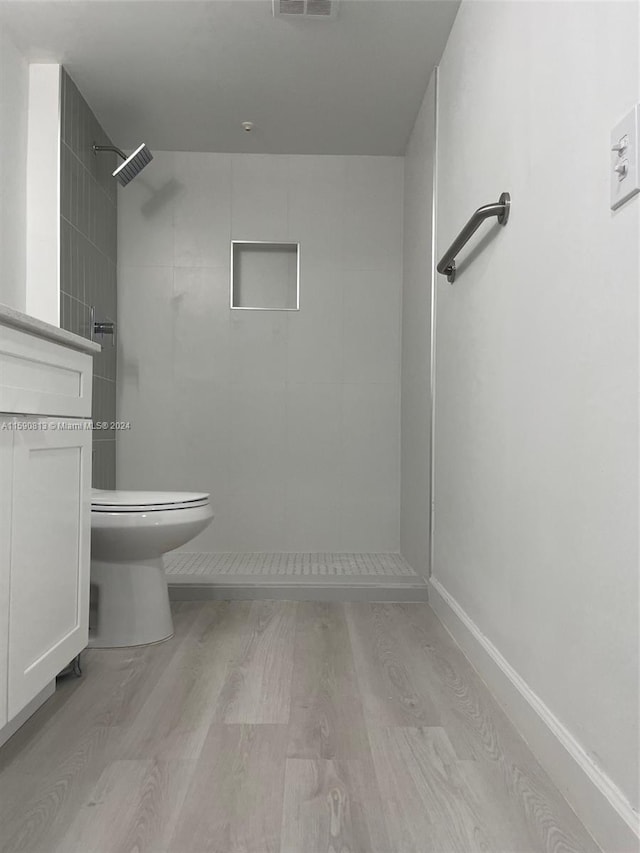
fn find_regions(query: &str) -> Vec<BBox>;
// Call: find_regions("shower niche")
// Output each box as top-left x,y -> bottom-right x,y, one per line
230,241 -> 300,310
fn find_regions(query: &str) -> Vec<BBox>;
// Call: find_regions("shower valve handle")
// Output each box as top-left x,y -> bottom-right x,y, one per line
90,307 -> 116,346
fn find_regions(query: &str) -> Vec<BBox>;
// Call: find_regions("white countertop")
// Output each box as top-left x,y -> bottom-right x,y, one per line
0,303 -> 102,355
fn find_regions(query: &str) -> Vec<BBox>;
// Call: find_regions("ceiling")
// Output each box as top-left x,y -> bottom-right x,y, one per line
0,0 -> 459,155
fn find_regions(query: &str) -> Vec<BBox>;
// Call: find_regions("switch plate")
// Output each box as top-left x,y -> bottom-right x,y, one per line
610,105 -> 639,210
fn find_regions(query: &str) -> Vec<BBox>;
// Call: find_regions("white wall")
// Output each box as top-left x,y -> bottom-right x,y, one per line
400,74 -> 436,577
25,64 -> 61,325
0,27 -> 28,312
117,153 -> 403,553
430,0 -> 639,840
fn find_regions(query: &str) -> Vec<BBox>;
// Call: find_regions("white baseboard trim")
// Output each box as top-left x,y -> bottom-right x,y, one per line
0,680 -> 55,750
428,576 -> 639,853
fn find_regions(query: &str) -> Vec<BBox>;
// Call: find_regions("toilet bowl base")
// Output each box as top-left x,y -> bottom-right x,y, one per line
88,557 -> 174,648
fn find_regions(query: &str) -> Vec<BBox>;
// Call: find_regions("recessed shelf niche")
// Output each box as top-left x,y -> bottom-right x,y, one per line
230,241 -> 300,310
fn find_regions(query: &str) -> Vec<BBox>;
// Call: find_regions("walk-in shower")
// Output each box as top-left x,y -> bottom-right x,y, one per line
93,142 -> 153,186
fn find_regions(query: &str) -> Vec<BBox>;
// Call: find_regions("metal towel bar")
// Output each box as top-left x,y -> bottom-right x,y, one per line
437,192 -> 511,283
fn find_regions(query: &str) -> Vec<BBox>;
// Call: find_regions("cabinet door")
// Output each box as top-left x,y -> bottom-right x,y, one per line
8,418 -> 91,718
0,420 -> 13,729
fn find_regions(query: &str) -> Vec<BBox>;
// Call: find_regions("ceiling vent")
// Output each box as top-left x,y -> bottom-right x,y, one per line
273,0 -> 338,20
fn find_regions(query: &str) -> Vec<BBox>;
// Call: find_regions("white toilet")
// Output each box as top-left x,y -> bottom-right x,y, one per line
89,489 -> 213,648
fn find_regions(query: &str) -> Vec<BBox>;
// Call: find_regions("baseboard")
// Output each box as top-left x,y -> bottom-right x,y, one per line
428,577 -> 639,853
0,680 -> 55,750
169,576 -> 429,602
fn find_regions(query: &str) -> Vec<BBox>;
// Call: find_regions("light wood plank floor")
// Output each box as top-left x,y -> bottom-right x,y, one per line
0,602 -> 601,853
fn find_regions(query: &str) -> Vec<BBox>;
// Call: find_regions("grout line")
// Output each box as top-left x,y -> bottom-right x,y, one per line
61,139 -> 117,207
60,214 -> 117,268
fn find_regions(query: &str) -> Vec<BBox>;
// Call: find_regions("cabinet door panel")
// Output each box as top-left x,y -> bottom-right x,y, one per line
0,420 -> 13,728
8,419 -> 90,717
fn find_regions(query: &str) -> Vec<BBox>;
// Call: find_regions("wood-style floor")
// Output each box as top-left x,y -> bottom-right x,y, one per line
0,601 -> 600,853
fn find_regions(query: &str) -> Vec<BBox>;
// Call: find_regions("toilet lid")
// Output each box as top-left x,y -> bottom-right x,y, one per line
91,489 -> 210,512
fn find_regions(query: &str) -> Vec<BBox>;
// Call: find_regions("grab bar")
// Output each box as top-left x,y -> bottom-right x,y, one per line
437,192 -> 511,283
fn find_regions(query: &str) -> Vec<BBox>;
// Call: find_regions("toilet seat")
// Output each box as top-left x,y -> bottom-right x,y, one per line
91,489 -> 210,513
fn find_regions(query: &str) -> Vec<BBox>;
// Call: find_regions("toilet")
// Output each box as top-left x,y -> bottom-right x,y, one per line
89,489 -> 213,648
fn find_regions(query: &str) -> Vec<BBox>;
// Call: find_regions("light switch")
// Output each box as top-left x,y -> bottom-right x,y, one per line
610,105 -> 639,210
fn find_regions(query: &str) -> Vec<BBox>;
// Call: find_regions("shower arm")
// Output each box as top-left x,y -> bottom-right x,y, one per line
92,143 -> 127,160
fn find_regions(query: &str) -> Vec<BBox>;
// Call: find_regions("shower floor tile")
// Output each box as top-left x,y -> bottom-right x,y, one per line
164,552 -> 418,578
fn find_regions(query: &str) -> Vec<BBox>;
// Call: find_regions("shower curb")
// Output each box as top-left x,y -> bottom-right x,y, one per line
168,575 -> 429,603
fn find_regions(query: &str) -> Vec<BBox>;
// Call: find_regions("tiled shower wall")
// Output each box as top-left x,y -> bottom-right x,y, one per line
59,69 -> 117,488
117,153 -> 403,552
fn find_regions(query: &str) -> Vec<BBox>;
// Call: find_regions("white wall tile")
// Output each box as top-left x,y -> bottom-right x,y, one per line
116,265 -> 176,489
226,486 -> 287,552
228,309 -> 288,385
284,383 -> 343,550
227,382 -> 287,496
286,264 -> 343,384
341,382 -> 400,550
173,266 -> 231,383
117,380 -> 179,490
342,269 -> 401,384
340,157 -> 404,272
173,153 -> 231,268
171,378 -> 232,497
287,156 -> 346,265
117,265 -> 175,389
117,151 -> 176,267
340,489 -> 400,552
231,154 -> 288,240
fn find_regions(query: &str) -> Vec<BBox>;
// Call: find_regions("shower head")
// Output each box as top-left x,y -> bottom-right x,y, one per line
92,142 -> 154,186
112,143 -> 153,186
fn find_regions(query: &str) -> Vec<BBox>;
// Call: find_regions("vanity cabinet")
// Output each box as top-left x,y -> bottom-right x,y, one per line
6,419 -> 91,718
0,318 -> 96,738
